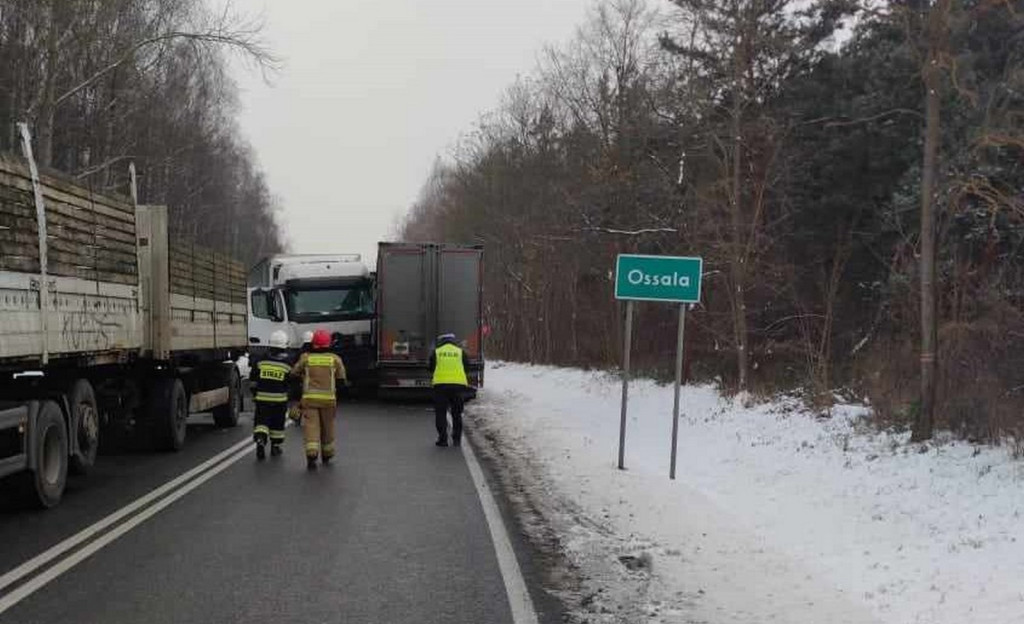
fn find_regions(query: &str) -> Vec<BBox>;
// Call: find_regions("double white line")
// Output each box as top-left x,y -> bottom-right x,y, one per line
0,437 -> 252,615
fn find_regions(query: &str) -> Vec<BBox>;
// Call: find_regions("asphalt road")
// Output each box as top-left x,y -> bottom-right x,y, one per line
0,401 -> 549,624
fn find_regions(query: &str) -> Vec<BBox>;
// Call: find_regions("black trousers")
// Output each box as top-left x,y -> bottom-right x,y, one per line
434,384 -> 466,440
253,402 -> 287,445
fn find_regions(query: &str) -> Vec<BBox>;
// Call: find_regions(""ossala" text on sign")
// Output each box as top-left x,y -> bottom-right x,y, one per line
626,269 -> 690,288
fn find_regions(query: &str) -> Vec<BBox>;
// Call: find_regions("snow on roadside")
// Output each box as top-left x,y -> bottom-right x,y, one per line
468,362 -> 1024,624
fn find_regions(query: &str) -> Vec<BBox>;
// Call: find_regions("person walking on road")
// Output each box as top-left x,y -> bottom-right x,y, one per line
292,329 -> 347,470
250,330 -> 292,460
429,333 -> 471,447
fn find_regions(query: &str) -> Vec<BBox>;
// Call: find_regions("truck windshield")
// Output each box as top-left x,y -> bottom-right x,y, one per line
284,285 -> 374,322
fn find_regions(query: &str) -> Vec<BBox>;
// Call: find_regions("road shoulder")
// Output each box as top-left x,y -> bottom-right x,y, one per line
465,411 -> 603,624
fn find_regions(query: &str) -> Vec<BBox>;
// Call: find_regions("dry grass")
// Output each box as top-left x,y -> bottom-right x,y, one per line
857,303 -> 1024,442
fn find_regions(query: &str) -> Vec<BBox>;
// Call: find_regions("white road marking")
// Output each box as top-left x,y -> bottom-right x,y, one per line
0,437 -> 251,598
0,443 -> 252,615
461,438 -> 541,624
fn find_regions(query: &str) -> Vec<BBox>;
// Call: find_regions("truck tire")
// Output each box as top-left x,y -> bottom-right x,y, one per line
150,378 -> 188,452
212,366 -> 241,428
19,401 -> 68,509
68,379 -> 99,475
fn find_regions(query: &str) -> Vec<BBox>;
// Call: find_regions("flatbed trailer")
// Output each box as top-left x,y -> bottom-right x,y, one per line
0,135 -> 247,508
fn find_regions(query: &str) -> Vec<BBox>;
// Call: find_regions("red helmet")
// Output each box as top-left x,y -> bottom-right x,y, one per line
311,329 -> 331,349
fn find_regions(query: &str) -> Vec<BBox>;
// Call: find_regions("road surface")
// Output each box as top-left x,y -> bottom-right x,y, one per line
0,401 -> 555,624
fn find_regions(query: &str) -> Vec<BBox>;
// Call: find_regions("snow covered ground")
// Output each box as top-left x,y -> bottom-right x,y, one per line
467,362 -> 1024,624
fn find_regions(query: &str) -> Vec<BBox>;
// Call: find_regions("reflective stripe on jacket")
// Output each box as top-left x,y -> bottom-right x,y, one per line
292,351 -> 346,406
254,359 -> 291,403
432,343 -> 468,386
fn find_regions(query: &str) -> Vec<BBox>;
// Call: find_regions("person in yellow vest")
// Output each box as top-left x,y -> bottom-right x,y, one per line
429,333 -> 471,447
291,328 -> 347,470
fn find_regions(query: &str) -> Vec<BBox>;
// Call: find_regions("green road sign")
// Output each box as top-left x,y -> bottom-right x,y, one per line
614,254 -> 703,303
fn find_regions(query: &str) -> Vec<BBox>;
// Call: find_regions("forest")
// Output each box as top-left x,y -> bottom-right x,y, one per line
402,0 -> 1024,442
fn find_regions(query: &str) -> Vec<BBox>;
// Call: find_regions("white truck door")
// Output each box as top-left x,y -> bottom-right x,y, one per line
246,287 -> 287,350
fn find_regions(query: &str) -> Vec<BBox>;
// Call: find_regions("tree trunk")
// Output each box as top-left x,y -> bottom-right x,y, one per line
815,232 -> 851,398
912,6 -> 945,442
730,13 -> 749,390
35,2 -> 61,169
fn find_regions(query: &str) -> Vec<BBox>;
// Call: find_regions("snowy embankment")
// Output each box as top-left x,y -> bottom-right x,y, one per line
468,362 -> 1024,624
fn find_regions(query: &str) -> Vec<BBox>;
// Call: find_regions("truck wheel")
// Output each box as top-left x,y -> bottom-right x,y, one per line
151,378 -> 188,452
19,401 -> 68,508
68,379 -> 99,475
212,366 -> 241,428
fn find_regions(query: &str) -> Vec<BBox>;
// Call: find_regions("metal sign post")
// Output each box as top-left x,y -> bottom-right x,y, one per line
670,304 -> 686,480
613,254 -> 702,477
618,299 -> 634,470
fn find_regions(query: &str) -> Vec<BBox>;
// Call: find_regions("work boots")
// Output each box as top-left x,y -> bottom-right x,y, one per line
307,456 -> 318,471
255,442 -> 266,461
270,444 -> 283,458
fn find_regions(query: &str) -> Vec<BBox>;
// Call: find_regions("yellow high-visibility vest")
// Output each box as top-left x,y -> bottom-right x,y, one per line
432,343 -> 468,386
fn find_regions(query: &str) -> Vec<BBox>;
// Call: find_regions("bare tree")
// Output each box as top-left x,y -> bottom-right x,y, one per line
0,0 -> 284,264
662,0 -> 847,388
25,0 -> 276,168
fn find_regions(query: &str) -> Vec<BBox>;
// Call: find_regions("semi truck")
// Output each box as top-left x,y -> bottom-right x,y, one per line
246,254 -> 376,387
376,242 -> 484,394
0,134 -> 247,508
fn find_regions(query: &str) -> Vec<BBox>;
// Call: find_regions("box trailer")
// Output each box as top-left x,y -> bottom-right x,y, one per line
0,135 -> 247,508
376,243 -> 484,394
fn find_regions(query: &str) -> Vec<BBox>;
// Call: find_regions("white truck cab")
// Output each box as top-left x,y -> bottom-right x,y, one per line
247,254 -> 375,384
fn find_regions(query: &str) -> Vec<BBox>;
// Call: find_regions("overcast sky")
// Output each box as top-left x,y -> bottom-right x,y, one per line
226,0 -> 594,264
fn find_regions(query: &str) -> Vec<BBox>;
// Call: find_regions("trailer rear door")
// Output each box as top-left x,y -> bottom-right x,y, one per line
438,247 -> 483,360
377,245 -> 430,363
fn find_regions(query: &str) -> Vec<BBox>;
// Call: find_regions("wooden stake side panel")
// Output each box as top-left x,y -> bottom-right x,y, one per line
168,242 -> 246,304
0,155 -> 137,285
0,155 -> 141,364
0,154 -> 247,361
169,294 -> 247,351
167,242 -> 248,352
0,272 -> 142,361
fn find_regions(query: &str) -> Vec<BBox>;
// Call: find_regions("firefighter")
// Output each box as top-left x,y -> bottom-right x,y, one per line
291,328 -> 347,470
250,330 -> 292,460
429,333 -> 471,447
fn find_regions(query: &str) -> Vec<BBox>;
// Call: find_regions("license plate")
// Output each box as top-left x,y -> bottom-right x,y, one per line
396,379 -> 430,388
